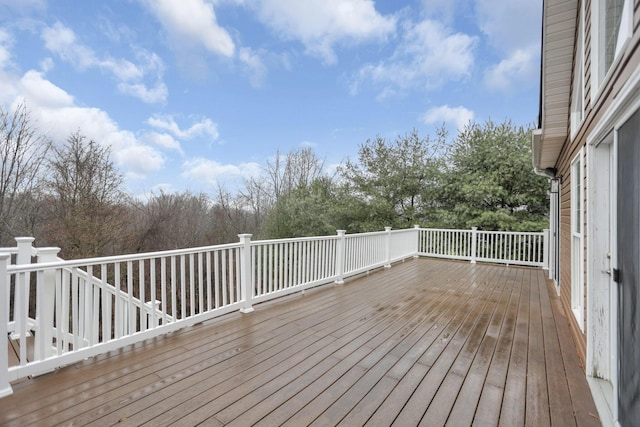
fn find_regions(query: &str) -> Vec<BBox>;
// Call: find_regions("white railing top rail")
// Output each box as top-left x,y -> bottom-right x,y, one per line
251,234 -> 339,245
6,241 -> 243,274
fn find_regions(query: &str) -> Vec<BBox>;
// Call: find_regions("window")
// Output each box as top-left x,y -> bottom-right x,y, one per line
571,5 -> 584,137
571,150 -> 584,331
594,0 -> 632,88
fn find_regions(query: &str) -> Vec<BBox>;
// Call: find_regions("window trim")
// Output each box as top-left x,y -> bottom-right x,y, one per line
571,2 -> 585,139
591,0 -> 633,103
571,149 -> 585,331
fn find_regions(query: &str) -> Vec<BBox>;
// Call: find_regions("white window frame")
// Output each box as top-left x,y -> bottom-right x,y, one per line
571,149 -> 585,331
591,0 -> 633,100
571,2 -> 585,138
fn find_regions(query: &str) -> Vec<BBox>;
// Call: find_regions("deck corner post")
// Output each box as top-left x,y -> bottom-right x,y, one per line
0,253 -> 13,399
335,230 -> 346,284
36,248 -> 60,360
470,227 -> 478,264
11,237 -> 35,340
384,227 -> 392,268
238,234 -> 254,314
413,225 -> 421,258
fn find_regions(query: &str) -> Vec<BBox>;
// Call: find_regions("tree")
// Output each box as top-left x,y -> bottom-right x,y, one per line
128,190 -> 216,252
437,120 -> 548,231
338,129 -> 447,231
254,147 -> 328,238
44,132 -> 127,258
260,176 -> 338,238
0,102 -> 51,244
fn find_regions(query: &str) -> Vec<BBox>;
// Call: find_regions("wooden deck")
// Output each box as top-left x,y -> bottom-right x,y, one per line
0,259 -> 600,426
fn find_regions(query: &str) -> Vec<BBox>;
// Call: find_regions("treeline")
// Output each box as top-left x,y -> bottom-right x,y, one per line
0,102 -> 549,259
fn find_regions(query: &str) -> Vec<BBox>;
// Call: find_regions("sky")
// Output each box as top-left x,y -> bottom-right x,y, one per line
0,0 -> 542,198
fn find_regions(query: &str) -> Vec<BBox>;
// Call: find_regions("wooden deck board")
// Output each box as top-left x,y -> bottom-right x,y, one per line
0,259 -> 599,426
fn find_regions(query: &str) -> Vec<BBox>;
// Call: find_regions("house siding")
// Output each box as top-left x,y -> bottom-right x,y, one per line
554,0 -> 640,367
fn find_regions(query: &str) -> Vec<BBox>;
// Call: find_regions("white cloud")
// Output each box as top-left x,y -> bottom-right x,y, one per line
41,22 -> 167,103
118,82 -> 168,104
182,157 -> 261,186
354,19 -> 476,96
249,0 -> 396,64
475,0 -> 541,93
42,23 -> 96,69
16,70 -> 165,179
0,0 -> 46,13
140,0 -> 235,57
421,0 -> 465,24
0,30 -> 19,103
475,0 -> 541,53
484,44 -> 539,92
115,145 -> 165,178
421,104 -> 474,132
146,114 -> 220,140
238,47 -> 267,87
144,131 -> 182,151
0,29 -> 14,68
19,70 -> 75,108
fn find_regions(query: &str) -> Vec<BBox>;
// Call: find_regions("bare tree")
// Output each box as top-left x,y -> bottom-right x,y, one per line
128,190 -> 215,252
45,132 -> 127,258
0,101 -> 51,244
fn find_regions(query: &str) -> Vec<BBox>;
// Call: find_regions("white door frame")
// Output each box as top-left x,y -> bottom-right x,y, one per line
586,64 -> 640,427
587,132 -> 617,424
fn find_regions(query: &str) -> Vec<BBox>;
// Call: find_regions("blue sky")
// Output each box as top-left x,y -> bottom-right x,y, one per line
0,0 -> 542,197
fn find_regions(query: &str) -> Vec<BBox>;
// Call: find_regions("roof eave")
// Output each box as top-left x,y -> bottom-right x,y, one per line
533,0 -> 578,171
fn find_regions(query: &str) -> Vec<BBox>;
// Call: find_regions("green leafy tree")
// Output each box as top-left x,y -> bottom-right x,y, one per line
256,147 -> 329,238
437,120 -> 548,231
261,176 -> 338,238
338,129 -> 447,231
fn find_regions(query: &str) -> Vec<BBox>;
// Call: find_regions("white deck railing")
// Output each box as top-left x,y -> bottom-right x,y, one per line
417,227 -> 547,267
0,226 -> 546,398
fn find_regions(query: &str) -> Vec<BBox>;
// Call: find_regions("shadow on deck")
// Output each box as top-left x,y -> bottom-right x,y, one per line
0,258 -> 599,426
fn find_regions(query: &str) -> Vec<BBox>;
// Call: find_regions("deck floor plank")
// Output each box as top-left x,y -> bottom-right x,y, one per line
444,265 -> 516,427
0,259 -> 599,427
525,268 -> 552,427
498,267 -> 530,427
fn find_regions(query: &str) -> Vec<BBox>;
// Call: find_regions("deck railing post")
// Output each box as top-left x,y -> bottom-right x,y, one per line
543,229 -> 550,271
35,247 -> 60,359
413,225 -> 421,258
36,248 -> 60,360
384,227 -> 392,268
335,230 -> 346,284
11,237 -> 35,339
0,253 -> 13,398
470,227 -> 478,264
238,234 -> 254,314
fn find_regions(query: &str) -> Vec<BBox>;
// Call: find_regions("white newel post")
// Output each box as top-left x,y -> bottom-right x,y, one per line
238,234 -> 254,314
335,230 -> 346,284
35,248 -> 60,360
11,237 -> 35,339
384,227 -> 392,268
470,227 -> 478,264
413,225 -> 421,258
0,253 -> 12,398
543,229 -> 550,272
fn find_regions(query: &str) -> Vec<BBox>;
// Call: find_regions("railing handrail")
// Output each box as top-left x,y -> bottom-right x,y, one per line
7,242 -> 244,274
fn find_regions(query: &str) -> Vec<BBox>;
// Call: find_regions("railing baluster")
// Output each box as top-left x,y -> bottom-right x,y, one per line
214,252 -> 220,309
150,258 -> 157,327
189,254 -> 195,317
206,252 -> 212,312
0,254 -> 12,398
